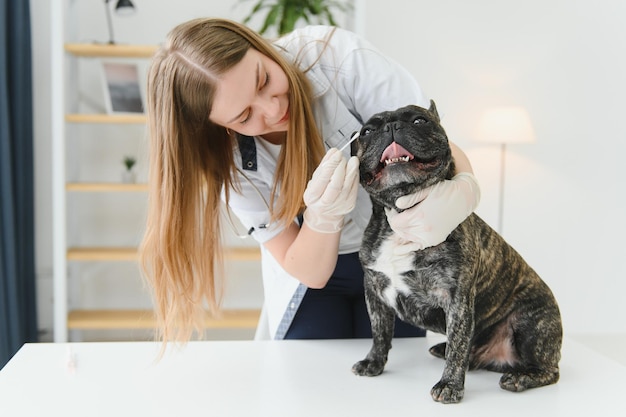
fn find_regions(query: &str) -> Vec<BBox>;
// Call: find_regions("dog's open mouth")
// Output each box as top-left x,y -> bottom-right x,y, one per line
366,142 -> 440,185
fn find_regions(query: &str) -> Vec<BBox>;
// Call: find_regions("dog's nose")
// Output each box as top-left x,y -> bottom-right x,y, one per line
383,122 -> 402,133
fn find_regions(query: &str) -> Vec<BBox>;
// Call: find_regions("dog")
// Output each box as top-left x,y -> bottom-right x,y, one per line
350,101 -> 562,404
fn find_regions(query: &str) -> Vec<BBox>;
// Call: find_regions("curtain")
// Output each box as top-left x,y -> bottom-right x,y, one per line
0,0 -> 38,370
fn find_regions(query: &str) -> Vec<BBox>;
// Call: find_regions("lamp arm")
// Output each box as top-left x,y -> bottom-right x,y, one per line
104,0 -> 115,44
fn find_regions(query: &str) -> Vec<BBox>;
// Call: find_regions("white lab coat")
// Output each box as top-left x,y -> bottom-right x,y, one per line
228,25 -> 429,339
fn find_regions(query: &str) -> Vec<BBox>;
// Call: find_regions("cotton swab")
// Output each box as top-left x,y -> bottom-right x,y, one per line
339,131 -> 360,152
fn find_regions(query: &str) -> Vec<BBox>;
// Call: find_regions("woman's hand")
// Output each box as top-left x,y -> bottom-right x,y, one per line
385,172 -> 481,250
303,148 -> 360,233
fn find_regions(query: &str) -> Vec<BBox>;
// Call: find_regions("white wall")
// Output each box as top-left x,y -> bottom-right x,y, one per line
31,0 -> 626,339
361,0 -> 626,335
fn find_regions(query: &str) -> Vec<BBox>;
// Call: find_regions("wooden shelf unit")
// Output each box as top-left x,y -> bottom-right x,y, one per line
53,25 -> 263,341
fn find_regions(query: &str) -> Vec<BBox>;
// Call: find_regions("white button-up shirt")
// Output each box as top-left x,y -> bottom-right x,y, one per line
227,25 -> 428,339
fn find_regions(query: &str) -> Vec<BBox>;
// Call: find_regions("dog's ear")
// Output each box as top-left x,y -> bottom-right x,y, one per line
428,99 -> 440,122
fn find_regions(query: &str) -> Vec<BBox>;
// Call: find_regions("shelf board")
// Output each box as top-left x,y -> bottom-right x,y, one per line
224,246 -> 263,261
65,43 -> 158,58
66,183 -> 148,192
65,113 -> 147,124
68,247 -> 138,261
66,246 -> 262,262
67,309 -> 261,330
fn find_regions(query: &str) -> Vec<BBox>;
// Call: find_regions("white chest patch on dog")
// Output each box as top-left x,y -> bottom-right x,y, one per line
370,234 -> 415,308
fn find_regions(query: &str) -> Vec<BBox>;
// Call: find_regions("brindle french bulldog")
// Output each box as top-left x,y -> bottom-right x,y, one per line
350,101 -> 562,404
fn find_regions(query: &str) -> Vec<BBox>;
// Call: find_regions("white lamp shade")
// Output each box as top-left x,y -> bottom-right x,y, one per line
476,106 -> 536,144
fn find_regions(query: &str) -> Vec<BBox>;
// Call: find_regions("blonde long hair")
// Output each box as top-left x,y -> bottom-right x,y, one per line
139,18 -> 326,343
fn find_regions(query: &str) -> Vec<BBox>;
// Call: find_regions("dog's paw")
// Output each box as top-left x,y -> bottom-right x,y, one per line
351,359 -> 385,377
431,380 -> 465,404
500,372 -> 529,392
500,369 -> 560,392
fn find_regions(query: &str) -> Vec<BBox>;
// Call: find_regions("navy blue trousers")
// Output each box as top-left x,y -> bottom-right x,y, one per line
284,252 -> 426,339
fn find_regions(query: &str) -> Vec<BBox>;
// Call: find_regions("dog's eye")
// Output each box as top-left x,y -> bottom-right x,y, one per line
362,128 -> 373,136
413,117 -> 427,125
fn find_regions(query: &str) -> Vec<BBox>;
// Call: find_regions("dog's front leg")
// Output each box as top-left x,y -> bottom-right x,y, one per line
352,277 -> 395,377
431,292 -> 474,404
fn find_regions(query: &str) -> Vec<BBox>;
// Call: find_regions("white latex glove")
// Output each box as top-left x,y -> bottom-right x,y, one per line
303,148 -> 360,233
385,172 -> 481,252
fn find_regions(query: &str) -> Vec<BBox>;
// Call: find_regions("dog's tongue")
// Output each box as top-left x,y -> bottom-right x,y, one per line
380,142 -> 414,162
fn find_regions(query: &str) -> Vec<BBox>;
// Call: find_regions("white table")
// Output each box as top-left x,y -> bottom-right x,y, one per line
0,336 -> 624,416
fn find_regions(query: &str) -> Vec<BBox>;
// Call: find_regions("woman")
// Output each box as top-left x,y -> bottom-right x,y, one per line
140,18 -> 480,342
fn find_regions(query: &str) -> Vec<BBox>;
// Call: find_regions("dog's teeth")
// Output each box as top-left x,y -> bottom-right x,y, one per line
384,156 -> 410,165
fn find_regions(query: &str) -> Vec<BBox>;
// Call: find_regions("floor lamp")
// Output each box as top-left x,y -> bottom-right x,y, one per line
476,107 -> 536,234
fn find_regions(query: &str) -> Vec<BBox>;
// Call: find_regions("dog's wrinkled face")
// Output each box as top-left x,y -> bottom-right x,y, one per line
351,101 -> 454,209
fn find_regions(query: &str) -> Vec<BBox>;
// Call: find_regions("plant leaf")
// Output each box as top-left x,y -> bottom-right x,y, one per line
244,0 -> 350,35
280,4 -> 301,35
260,4 -> 281,35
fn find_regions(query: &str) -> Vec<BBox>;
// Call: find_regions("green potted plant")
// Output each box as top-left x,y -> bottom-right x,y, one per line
240,0 -> 352,35
122,156 -> 137,183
